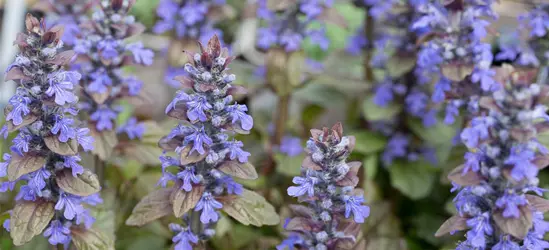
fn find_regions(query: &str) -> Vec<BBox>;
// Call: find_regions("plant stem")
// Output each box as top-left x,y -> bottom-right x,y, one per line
273,94 -> 290,146
364,10 -> 375,83
360,9 -> 375,189
94,155 -> 105,187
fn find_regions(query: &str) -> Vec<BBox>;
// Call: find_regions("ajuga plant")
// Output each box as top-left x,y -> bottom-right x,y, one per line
36,0 -> 95,46
0,14 -> 105,248
413,0 -> 498,122
126,35 -> 279,249
435,65 -> 549,249
278,123 -> 370,250
73,0 -> 153,171
348,0 -> 440,167
256,0 -> 338,160
153,0 -> 227,88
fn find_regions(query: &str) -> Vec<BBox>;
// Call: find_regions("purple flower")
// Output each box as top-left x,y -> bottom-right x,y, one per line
219,176 -> 243,195
63,156 -> 84,177
125,76 -> 143,96
309,29 -> 329,50
471,68 -> 498,92
88,69 -> 112,94
277,234 -> 303,250
43,220 -> 71,246
373,82 -> 394,106
300,0 -> 323,19
98,39 -> 119,59
463,152 -> 482,173
0,181 -> 16,193
76,128 -> 94,152
195,192 -> 222,224
495,192 -> 527,218
171,224 -> 199,250
343,195 -> 370,223
279,136 -> 303,157
7,95 -> 31,126
15,185 -> 37,201
51,115 -> 76,142
76,210 -> 95,229
225,104 -> 253,131
257,28 -> 278,49
183,127 -> 213,155
55,192 -> 84,220
126,42 -> 154,66
287,175 -> 318,197
177,167 -> 201,192
179,2 -> 207,25
493,236 -> 520,250
186,95 -> 212,122
46,72 -> 79,105
466,212 -> 493,248
166,92 -> 191,114
28,168 -> 50,196
382,134 -> 409,165
82,193 -> 103,206
226,140 -> 251,163
118,117 -> 145,140
505,146 -> 538,181
90,108 -> 118,131
3,219 -> 10,232
10,133 -> 32,156
165,67 -> 188,88
280,32 -> 303,52
523,231 -> 549,250
460,117 -> 492,148
0,153 -> 11,178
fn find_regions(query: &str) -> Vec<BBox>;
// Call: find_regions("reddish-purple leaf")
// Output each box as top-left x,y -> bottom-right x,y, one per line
302,156 -> 322,171
447,165 -> 482,186
5,67 -> 30,81
336,162 -> 360,187
172,185 -> 204,217
493,206 -> 532,239
46,50 -> 75,65
533,155 -> 549,169
318,7 -> 348,28
180,145 -> 208,165
526,194 -> 549,213
288,205 -> 315,219
435,215 -> 468,237
7,154 -> 47,181
285,217 -> 314,232
126,188 -> 174,226
218,161 -> 258,180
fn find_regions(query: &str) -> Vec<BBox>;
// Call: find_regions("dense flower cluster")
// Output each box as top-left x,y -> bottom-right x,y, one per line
153,0 -> 225,44
440,65 -> 549,249
278,124 -> 370,250
40,0 -> 94,46
73,0 -> 153,135
157,35 -> 257,249
348,0 -> 438,166
1,15 -> 101,247
257,0 -> 331,52
413,0 -> 498,122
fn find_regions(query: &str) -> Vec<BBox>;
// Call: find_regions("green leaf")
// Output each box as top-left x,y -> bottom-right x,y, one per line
389,161 -> 435,200
71,228 -> 115,250
13,236 -> 49,250
215,215 -> 232,238
91,129 -> 118,161
125,235 -> 166,250
10,200 -> 55,246
386,56 -> 416,78
301,104 -> 325,131
7,154 -> 47,181
221,189 -> 280,227
126,188 -> 173,227
274,152 -> 303,177
56,169 -> 101,196
363,154 -> 378,180
287,51 -> 305,87
361,94 -> 402,121
352,131 -> 387,154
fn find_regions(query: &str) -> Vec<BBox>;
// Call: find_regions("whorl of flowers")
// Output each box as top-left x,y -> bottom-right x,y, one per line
413,0 -> 498,123
257,0 -> 331,52
126,35 -> 270,250
73,0 -> 153,134
497,4 -> 549,68
39,0 -> 95,46
278,123 -> 370,250
1,14 -> 101,247
153,0 -> 225,44
437,65 -> 549,249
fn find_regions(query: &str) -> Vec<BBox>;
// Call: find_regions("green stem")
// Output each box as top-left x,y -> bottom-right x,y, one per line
273,94 -> 290,146
94,155 -> 105,187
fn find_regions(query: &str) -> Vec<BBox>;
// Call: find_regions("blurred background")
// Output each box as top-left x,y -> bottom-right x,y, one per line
0,0 -> 543,250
